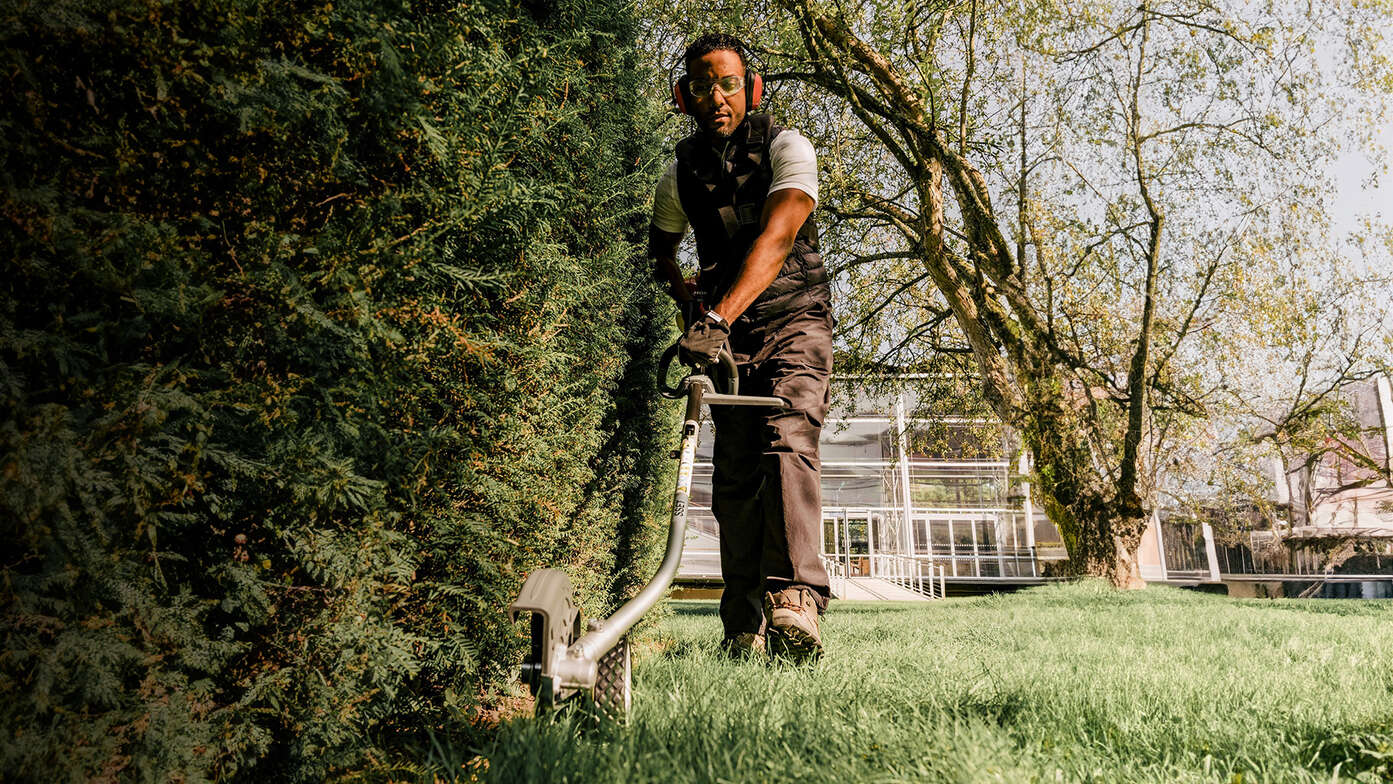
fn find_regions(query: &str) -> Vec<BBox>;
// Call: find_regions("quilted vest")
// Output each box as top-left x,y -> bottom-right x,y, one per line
674,114 -> 830,320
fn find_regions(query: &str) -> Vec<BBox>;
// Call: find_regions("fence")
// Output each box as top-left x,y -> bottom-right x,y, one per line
822,506 -> 1039,580
1157,522 -> 1393,580
821,552 -> 947,599
874,553 -> 948,599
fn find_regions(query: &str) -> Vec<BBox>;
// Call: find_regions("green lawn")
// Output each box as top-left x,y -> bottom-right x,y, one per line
466,582 -> 1393,783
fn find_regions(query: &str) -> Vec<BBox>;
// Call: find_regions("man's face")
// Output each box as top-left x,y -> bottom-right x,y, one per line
685,49 -> 746,138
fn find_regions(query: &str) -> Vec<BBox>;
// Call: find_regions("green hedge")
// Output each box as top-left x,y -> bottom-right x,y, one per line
0,0 -> 671,779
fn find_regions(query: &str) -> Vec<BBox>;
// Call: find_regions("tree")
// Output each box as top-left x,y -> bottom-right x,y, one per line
639,0 -> 1393,586
1192,329 -> 1392,582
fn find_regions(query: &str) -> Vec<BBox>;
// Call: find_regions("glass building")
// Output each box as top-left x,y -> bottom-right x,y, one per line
681,374 -> 1392,592
683,378 -> 1063,583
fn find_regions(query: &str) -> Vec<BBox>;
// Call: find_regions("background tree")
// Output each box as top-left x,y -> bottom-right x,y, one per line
1177,269 -> 1392,581
638,0 -> 1392,586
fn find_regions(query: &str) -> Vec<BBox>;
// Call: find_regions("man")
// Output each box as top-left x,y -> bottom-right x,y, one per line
649,33 -> 833,660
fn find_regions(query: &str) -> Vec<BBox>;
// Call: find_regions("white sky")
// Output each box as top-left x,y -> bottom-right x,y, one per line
1333,119 -> 1392,237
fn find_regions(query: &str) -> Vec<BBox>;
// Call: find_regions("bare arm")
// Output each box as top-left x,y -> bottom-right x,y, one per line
711,188 -> 816,322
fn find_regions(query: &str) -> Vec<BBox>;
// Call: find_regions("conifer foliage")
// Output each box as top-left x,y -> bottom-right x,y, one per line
1,0 -> 669,779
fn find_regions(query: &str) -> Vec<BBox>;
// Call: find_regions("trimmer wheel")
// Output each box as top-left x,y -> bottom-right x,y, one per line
588,636 -> 632,723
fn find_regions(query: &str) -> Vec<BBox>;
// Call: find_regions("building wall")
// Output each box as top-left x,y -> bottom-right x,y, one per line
682,379 -> 1063,580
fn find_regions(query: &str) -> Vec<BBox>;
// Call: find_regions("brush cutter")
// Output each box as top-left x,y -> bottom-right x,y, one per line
508,341 -> 786,721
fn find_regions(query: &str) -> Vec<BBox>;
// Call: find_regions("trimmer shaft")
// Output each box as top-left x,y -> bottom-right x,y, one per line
508,348 -> 785,722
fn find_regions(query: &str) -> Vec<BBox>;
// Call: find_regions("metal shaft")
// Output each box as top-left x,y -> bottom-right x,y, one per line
554,381 -> 706,687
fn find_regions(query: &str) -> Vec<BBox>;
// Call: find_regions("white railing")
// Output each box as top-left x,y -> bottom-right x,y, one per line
822,552 -> 947,600
820,506 -> 1042,581
917,547 -> 1040,579
871,553 -> 947,599
820,554 -> 850,599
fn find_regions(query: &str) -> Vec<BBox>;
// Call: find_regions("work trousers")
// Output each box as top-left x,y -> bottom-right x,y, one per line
710,304 -> 833,638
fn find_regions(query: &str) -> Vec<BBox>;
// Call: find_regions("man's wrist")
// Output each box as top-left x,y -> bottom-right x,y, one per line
704,310 -> 726,326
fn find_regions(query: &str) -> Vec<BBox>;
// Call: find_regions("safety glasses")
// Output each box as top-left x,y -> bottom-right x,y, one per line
687,74 -> 745,100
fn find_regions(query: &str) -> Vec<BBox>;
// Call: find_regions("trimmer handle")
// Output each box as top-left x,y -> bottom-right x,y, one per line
659,345 -> 738,399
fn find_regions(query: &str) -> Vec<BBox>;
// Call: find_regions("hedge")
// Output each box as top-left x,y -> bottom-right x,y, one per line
0,0 -> 671,779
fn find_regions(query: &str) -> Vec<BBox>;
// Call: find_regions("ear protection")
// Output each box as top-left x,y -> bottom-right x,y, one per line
672,69 -> 764,116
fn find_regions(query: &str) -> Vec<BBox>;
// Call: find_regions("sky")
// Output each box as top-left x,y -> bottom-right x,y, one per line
1333,119 -> 1392,240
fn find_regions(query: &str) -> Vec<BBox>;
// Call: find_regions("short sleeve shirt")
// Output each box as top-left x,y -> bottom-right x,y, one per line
651,128 -> 818,235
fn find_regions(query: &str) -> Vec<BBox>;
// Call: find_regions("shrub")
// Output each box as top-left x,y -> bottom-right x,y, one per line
0,0 -> 670,779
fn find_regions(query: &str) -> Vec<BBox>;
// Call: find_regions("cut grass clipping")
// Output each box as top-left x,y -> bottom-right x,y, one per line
466,582 -> 1393,783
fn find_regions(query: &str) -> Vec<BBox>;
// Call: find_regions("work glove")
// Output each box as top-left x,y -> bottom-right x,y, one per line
678,313 -> 730,368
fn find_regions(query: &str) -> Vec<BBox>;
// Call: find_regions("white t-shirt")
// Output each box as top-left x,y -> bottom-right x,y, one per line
651,129 -> 818,235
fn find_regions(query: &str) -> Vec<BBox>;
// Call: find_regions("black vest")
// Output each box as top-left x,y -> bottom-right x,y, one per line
675,114 -> 830,320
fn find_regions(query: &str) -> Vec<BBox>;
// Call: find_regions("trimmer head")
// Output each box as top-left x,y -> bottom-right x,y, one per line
508,569 -> 583,709
590,638 -> 632,721
509,569 -> 633,720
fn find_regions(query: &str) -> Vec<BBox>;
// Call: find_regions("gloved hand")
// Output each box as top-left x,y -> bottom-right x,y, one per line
678,313 -> 730,368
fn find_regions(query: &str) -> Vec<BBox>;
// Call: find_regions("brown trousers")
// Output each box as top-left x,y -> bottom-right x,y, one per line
710,305 -> 833,637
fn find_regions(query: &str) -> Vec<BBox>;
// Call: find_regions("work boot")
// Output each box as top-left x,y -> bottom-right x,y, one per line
763,586 -> 822,662
720,632 -> 766,660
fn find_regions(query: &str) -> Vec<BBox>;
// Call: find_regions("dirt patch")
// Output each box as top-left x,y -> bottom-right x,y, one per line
470,693 -> 534,728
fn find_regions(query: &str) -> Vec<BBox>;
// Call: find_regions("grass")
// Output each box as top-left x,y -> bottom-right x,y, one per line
459,582 -> 1393,783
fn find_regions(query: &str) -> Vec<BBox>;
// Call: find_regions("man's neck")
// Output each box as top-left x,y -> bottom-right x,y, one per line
703,116 -> 751,148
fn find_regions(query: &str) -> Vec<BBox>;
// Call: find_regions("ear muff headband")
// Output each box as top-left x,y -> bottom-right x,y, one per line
672,69 -> 763,115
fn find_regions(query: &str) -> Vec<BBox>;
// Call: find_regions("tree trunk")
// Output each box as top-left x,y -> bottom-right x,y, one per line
1023,382 -> 1150,589
1033,467 -> 1149,588
1070,511 -> 1149,590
